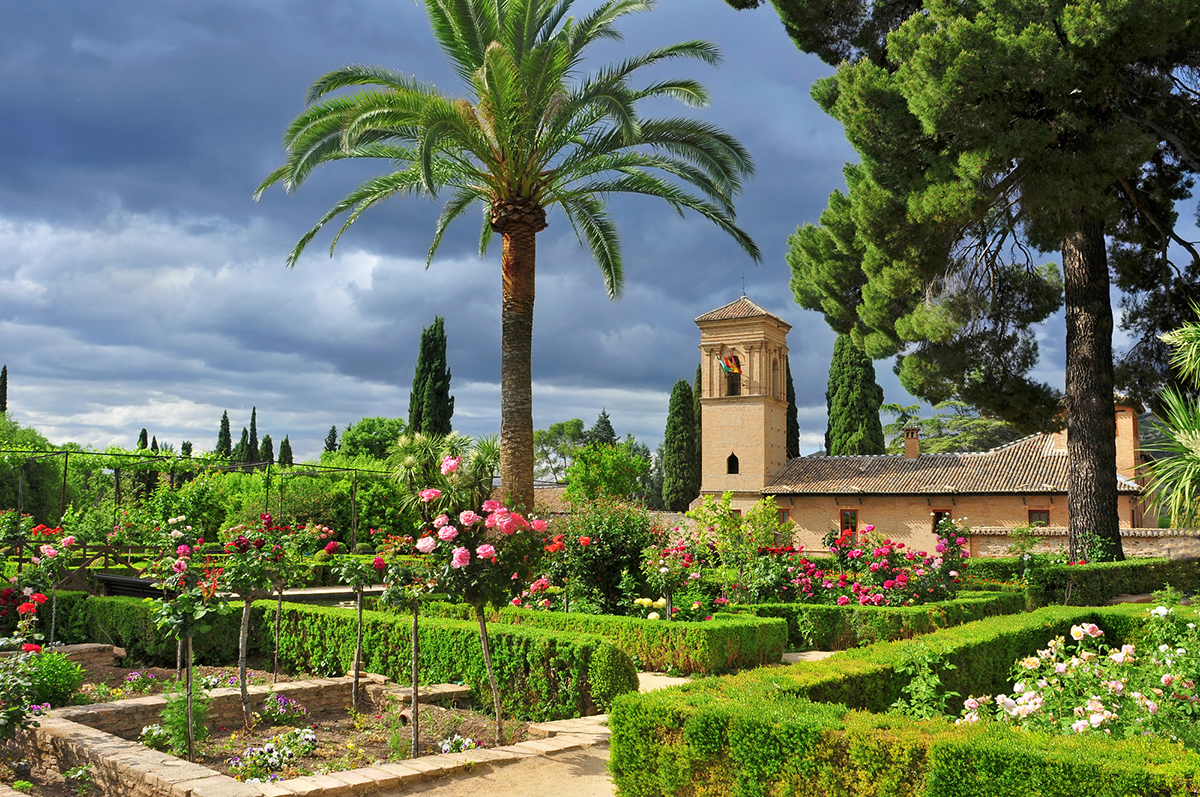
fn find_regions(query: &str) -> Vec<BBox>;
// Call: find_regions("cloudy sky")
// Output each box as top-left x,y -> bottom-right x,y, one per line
0,0 -> 1072,460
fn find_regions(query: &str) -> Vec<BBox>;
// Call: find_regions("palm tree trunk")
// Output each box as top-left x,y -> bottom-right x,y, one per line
1062,214 -> 1123,563
475,605 -> 504,747
499,224 -> 538,512
410,605 -> 420,757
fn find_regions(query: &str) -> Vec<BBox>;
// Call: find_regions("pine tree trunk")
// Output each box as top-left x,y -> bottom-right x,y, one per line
353,587 -> 363,707
410,605 -> 420,757
475,606 -> 504,746
499,225 -> 538,512
239,599 -> 252,729
186,637 -> 195,763
273,590 -> 283,685
1062,216 -> 1124,563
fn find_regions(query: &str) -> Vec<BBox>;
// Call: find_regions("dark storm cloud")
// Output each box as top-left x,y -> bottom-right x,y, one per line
0,0 -> 1064,458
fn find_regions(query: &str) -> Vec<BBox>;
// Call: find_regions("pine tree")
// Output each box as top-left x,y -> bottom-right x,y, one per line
662,380 -> 700,512
693,362 -> 703,470
137,429 -> 149,450
278,436 -> 294,466
324,425 -> 339,453
588,409 -> 617,446
0,364 -> 7,413
216,411 -> 232,458
825,335 -> 886,456
248,407 -> 260,463
259,434 -> 275,465
409,316 -> 455,434
786,359 -> 799,458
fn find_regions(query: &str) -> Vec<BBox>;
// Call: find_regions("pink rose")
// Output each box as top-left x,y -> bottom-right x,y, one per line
482,500 -> 503,513
451,547 -> 471,568
373,556 -> 386,571
433,514 -> 449,528
418,488 -> 442,503
415,536 -> 437,554
498,515 -> 517,535
459,510 -> 480,526
176,544 -> 191,557
477,544 -> 496,561
440,455 -> 461,475
171,558 -> 188,574
836,595 -> 850,606
61,536 -> 75,547
39,545 -> 57,559
530,518 -> 547,533
437,526 -> 458,542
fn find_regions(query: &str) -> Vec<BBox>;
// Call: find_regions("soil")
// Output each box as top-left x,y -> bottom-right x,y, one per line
3,657 -> 528,794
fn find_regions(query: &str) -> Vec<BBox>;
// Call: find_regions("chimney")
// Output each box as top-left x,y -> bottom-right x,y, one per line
903,423 -> 920,459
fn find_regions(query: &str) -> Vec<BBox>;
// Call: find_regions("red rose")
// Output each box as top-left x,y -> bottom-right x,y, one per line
578,537 -> 591,547
31,593 -> 47,605
17,602 -> 36,615
21,644 -> 41,653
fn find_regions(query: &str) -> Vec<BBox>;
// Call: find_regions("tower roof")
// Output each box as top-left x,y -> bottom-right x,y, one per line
695,296 -> 791,329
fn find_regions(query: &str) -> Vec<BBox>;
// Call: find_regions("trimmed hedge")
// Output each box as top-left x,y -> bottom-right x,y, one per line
54,594 -> 637,720
608,603 -> 1200,796
1026,557 -> 1200,607
420,603 -> 787,675
740,590 -> 1027,650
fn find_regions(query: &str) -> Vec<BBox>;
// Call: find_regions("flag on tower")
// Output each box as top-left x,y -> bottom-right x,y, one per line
721,356 -> 742,375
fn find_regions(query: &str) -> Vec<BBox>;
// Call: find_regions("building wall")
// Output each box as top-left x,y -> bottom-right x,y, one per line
768,492 -> 1145,555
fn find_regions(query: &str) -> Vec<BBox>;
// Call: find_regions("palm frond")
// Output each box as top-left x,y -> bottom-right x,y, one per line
1144,387 -> 1200,528
559,194 -> 623,299
306,65 -> 439,104
428,188 -> 487,266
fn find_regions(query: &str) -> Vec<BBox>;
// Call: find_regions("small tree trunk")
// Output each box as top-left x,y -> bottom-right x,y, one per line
475,606 -> 504,746
239,599 -> 252,729
410,605 -> 420,757
352,586 -> 363,707
176,638 -> 183,681
273,589 -> 284,684
50,586 -> 57,647
186,637 -> 195,763
1062,215 -> 1124,562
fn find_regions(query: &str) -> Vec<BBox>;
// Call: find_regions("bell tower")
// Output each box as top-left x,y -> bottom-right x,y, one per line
695,297 -> 791,509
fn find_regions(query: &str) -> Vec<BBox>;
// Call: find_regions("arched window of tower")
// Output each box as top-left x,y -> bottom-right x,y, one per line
726,355 -> 741,396
726,453 -> 739,474
772,358 -> 781,399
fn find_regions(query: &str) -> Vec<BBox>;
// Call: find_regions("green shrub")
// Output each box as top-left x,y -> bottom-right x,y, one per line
1026,558 -> 1200,607
354,543 -> 374,555
742,590 -> 1026,650
421,602 -> 786,674
586,643 -> 640,712
608,603 -> 1197,797
160,682 -> 209,757
24,652 -> 84,707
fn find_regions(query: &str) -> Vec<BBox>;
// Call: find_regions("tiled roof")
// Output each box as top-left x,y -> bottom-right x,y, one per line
695,296 -> 790,327
764,434 -> 1142,495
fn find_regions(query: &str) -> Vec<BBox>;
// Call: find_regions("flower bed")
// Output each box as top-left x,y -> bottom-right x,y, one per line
608,603 -> 1200,796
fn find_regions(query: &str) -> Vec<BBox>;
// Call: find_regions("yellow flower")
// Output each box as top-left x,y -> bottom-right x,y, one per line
648,612 -> 660,620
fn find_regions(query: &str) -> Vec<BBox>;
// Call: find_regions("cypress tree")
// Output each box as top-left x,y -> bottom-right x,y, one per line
588,409 -> 617,446
248,407 -> 260,463
137,428 -> 149,450
693,362 -> 703,469
278,436 -> 294,466
786,358 -> 799,458
0,364 -> 7,412
151,436 -> 158,452
409,316 -> 454,434
216,411 -> 232,457
181,441 -> 193,457
324,425 -> 339,452
234,428 -> 250,463
662,380 -> 700,512
260,434 -> 275,465
825,334 -> 886,456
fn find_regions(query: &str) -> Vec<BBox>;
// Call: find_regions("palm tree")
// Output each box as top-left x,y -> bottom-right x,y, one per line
256,0 -> 760,510
1145,307 -> 1200,528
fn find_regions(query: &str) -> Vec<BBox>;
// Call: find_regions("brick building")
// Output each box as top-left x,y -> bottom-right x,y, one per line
695,296 -> 1160,556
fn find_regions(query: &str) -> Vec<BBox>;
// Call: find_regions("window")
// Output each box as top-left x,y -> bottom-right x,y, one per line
731,509 -> 742,518
840,509 -> 857,533
725,355 -> 741,396
778,509 -> 790,525
774,509 -> 791,545
932,510 -> 951,533
1028,509 -> 1050,527
726,453 -> 739,474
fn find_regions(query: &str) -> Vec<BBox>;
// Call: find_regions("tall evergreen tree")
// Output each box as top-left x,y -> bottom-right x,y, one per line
662,380 -> 700,511
409,316 -> 455,435
180,441 -> 193,457
786,359 -> 799,459
693,363 -> 703,471
278,436 -> 294,466
234,428 -> 250,463
151,436 -> 158,453
259,434 -> 275,465
248,407 -> 260,463
0,365 -> 7,413
137,428 -> 149,450
216,411 -> 232,458
588,409 -> 617,447
324,425 -> 339,453
825,335 -> 885,456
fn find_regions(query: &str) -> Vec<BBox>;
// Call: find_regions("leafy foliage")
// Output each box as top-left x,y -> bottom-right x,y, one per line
882,401 -> 1023,454
1146,307 -> 1200,527
564,442 -> 649,506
